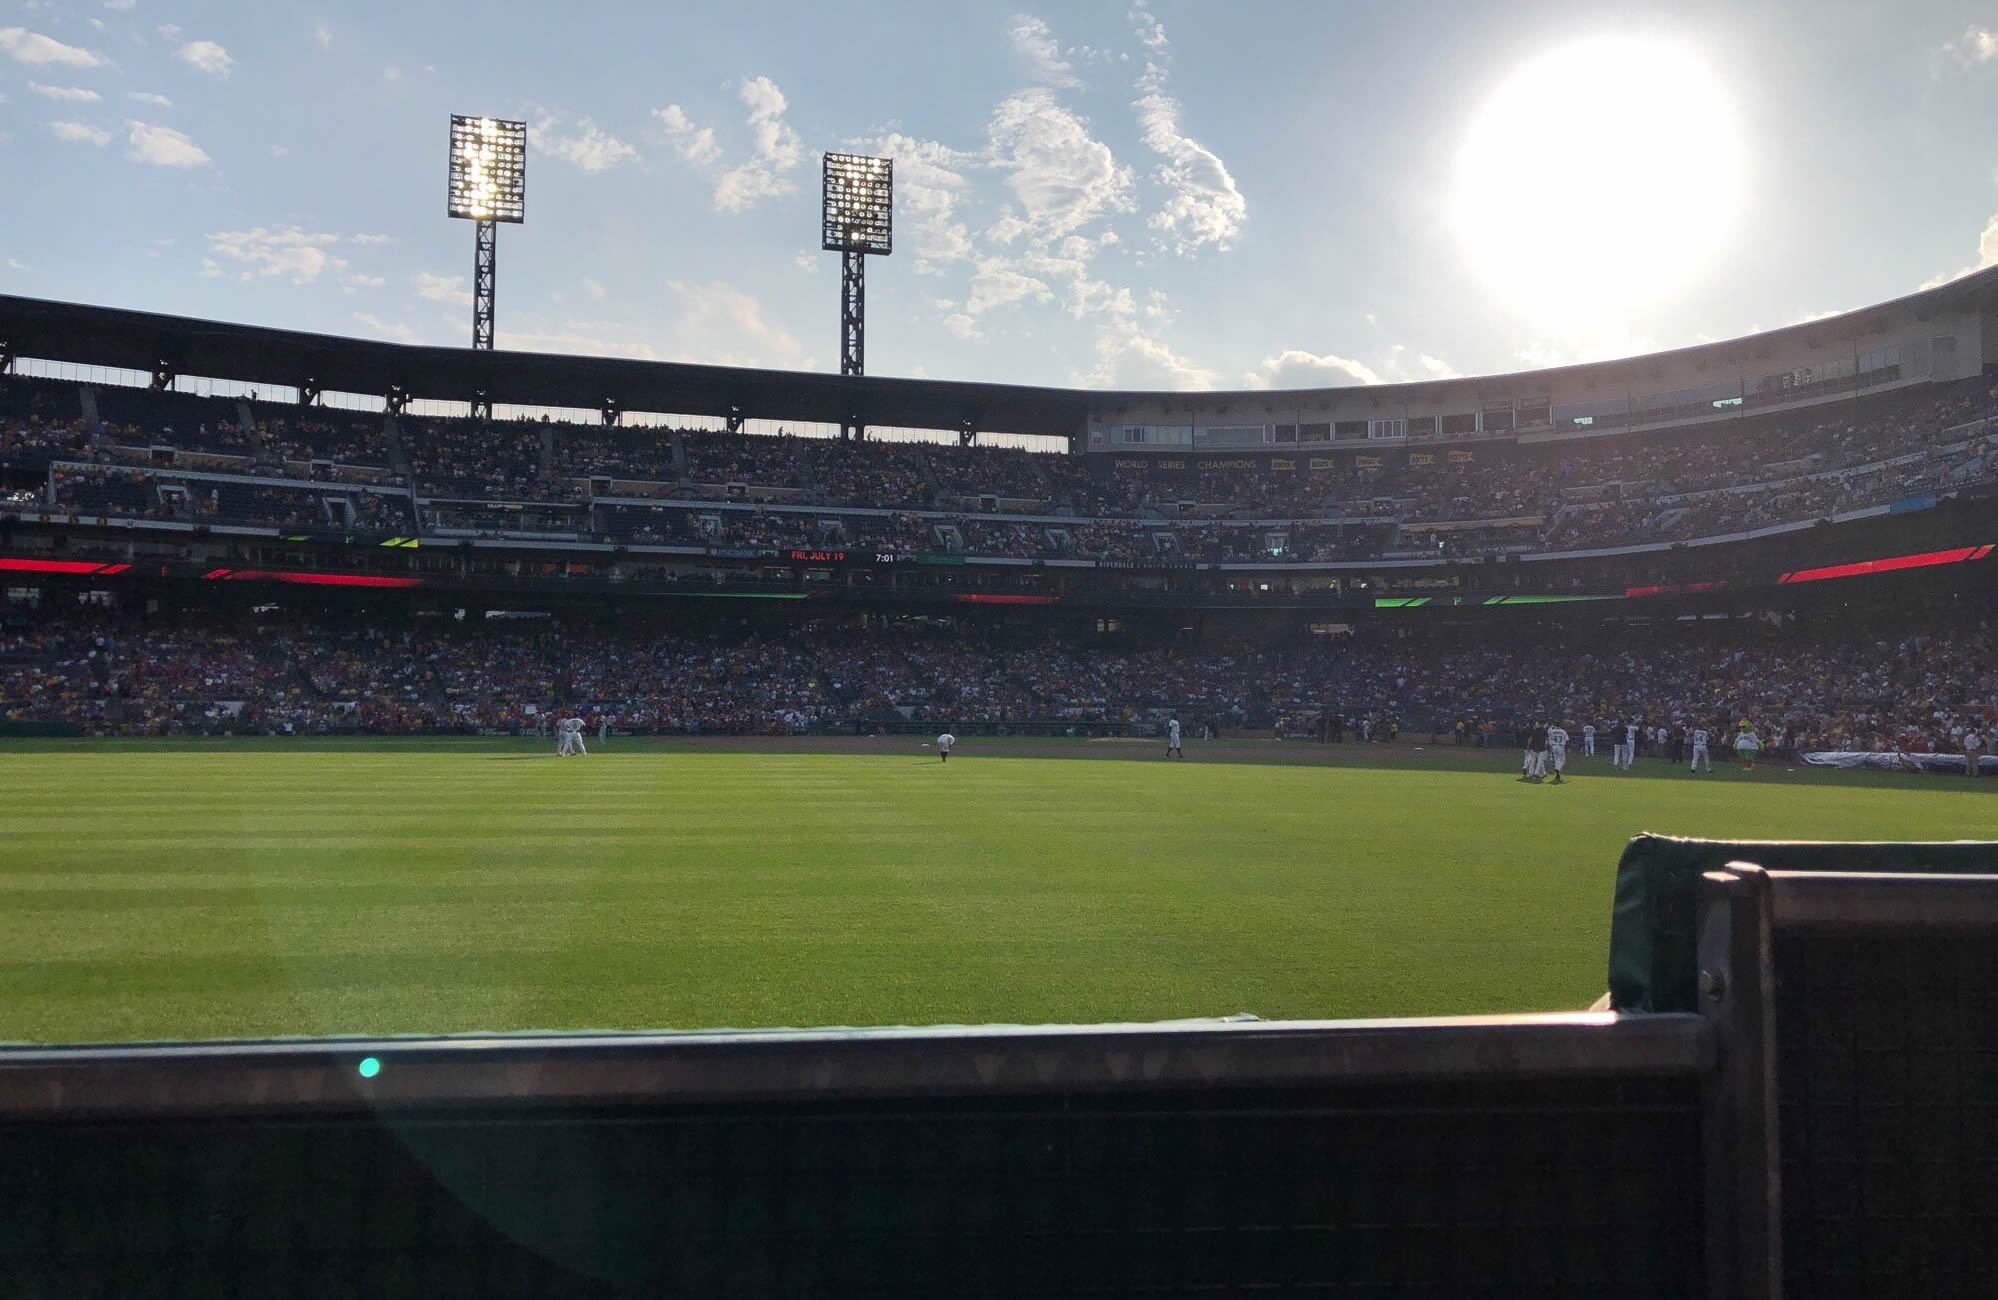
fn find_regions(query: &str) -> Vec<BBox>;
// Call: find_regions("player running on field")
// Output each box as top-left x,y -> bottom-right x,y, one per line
1546,723 -> 1569,784
1689,725 -> 1712,773
1166,716 -> 1183,759
936,732 -> 955,763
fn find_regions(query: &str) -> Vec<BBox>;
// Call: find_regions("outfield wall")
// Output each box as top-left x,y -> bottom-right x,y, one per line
3,857 -> 1996,1294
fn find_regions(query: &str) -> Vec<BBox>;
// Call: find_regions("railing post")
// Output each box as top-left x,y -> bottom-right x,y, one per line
1699,862 -> 1781,1300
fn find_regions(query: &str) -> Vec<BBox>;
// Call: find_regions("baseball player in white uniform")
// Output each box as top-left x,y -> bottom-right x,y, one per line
1546,724 -> 1569,783
1689,726 -> 1712,773
936,732 -> 955,763
1166,717 -> 1183,759
1582,723 -> 1595,758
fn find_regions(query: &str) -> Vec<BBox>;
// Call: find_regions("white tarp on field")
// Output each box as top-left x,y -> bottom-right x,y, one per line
1801,751 -> 1998,775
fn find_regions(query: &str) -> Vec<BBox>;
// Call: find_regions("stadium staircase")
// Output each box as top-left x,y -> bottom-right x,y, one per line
382,413 -> 409,479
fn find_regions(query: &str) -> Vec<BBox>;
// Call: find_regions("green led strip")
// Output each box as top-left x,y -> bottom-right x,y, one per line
1481,594 -> 1619,605
1373,597 -> 1430,608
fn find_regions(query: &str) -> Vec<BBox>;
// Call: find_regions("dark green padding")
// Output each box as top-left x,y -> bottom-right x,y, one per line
1607,834 -> 1998,1012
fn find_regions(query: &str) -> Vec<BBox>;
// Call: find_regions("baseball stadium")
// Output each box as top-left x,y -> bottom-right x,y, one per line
2,6 -> 1996,1295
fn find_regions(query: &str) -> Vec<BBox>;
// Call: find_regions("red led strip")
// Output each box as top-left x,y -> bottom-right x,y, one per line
952,593 -> 1059,605
204,568 -> 424,588
0,557 -> 131,575
1623,580 -> 1726,599
1779,544 -> 1994,585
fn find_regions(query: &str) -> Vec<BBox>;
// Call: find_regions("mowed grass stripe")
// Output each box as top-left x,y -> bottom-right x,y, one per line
1,745 -> 1990,1043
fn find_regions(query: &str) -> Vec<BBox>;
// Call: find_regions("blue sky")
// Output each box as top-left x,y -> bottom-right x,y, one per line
6,0 -> 1998,394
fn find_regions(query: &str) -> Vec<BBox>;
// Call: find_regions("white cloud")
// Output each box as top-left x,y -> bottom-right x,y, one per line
1244,350 -> 1385,389
966,257 -> 1055,315
942,312 -> 984,341
986,89 -> 1134,244
1243,345 -> 1461,389
7,258 -> 30,272
1085,316 -> 1215,389
1921,214 -> 1998,289
206,228 -> 345,282
30,82 -> 100,102
198,258 -> 220,279
1133,63 -> 1246,254
126,120 -> 210,167
382,65 -> 401,82
1946,25 -> 1998,64
501,322 -> 660,361
583,277 -> 606,301
416,271 -> 474,306
103,0 -> 136,9
713,75 -> 803,212
128,91 -> 172,107
340,272 -> 385,293
49,120 -> 110,146
0,27 -> 102,67
176,39 -> 232,78
156,24 -> 178,38
1010,14 -> 1080,88
269,144 -> 288,158
794,249 -> 817,272
351,233 -> 392,246
352,312 -> 421,345
313,22 -> 331,48
654,103 -> 720,165
1373,344 -> 1460,381
661,279 -> 803,367
867,131 -> 980,272
528,112 -> 639,173
1129,1 -> 1168,51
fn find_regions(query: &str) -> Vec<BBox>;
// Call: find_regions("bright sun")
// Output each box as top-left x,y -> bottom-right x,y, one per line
1450,36 -> 1746,340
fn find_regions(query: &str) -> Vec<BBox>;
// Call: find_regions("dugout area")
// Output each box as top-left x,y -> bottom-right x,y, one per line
1,840 -> 1995,1296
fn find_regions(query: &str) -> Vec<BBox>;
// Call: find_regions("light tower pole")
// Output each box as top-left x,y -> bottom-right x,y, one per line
821,153 -> 893,440
447,115 -> 526,418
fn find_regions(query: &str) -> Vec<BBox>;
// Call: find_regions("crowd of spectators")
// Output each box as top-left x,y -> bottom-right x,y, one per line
5,607 -> 1992,758
400,419 -> 547,499
11,375 -> 1998,560
48,469 -> 415,532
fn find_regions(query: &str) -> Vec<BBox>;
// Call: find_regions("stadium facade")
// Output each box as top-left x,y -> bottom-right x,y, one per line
2,280 -> 1995,740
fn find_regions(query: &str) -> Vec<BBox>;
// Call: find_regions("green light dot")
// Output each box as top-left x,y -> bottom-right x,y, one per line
358,1057 -> 381,1079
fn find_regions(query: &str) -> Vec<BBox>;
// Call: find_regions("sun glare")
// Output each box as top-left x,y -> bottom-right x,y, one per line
1450,36 -> 1746,342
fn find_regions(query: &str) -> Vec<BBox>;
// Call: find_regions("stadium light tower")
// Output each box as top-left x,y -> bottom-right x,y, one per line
447,116 -> 526,374
821,152 -> 892,440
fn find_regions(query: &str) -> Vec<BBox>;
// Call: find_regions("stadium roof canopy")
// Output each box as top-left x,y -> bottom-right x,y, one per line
0,294 -> 1089,438
6,265 -> 1998,436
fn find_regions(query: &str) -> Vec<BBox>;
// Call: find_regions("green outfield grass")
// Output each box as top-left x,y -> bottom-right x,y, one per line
2,739 -> 1991,1044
